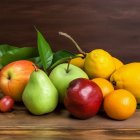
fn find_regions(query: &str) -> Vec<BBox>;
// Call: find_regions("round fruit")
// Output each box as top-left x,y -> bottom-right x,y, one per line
84,49 -> 115,79
110,62 -> 140,103
103,89 -> 136,120
70,54 -> 85,69
92,78 -> 114,98
0,96 -> 15,112
64,78 -> 103,119
49,63 -> 89,103
0,60 -> 36,101
112,57 -> 124,70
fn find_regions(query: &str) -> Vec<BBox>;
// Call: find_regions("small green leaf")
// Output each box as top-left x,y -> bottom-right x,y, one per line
52,50 -> 76,64
0,44 -> 18,57
50,57 -> 72,70
29,56 -> 42,68
0,47 -> 38,68
49,50 -> 76,70
36,29 -> 53,70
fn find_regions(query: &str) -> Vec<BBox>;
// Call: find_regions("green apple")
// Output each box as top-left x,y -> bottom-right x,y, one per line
49,63 -> 89,103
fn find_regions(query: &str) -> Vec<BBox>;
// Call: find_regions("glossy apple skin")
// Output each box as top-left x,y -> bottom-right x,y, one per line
0,96 -> 14,112
64,78 -> 103,119
49,63 -> 89,103
0,60 -> 35,101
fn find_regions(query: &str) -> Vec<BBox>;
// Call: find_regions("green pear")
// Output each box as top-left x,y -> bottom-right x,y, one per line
49,63 -> 89,103
22,68 -> 58,115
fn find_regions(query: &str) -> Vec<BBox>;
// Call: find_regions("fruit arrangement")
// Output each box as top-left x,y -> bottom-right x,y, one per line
0,29 -> 139,121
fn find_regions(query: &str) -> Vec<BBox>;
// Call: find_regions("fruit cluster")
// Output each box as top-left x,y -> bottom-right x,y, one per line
0,31 -> 139,121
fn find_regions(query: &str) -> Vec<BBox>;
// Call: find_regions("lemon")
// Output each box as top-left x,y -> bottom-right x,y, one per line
112,57 -> 124,70
92,78 -> 114,98
110,62 -> 140,103
84,49 -> 115,79
70,54 -> 85,69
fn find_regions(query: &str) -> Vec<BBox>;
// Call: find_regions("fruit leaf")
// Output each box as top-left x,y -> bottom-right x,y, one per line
49,57 -> 71,70
0,44 -> 18,57
52,50 -> 76,64
29,56 -> 43,68
0,47 -> 38,68
49,50 -> 76,70
36,29 -> 53,71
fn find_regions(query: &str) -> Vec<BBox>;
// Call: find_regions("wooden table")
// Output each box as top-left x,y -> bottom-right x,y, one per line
0,104 -> 140,140
0,0 -> 140,139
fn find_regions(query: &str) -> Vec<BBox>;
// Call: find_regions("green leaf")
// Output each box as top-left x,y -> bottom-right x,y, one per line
52,50 -> 76,64
29,56 -> 42,68
0,44 -> 18,57
50,57 -> 72,70
49,50 -> 76,70
36,29 -> 53,70
0,47 -> 38,68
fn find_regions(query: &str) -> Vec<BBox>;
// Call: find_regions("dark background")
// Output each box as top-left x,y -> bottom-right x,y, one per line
0,0 -> 140,63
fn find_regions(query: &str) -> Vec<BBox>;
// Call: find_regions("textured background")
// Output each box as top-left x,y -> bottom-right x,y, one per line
0,0 -> 140,63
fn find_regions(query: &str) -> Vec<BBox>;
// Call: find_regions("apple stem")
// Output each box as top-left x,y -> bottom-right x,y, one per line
59,32 -> 86,57
32,64 -> 38,72
66,57 -> 72,73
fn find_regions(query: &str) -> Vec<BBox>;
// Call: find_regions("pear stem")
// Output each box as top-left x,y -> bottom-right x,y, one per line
59,32 -> 86,57
32,64 -> 38,72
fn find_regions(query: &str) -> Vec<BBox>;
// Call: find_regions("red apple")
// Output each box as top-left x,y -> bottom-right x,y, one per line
0,60 -> 36,101
0,96 -> 14,112
64,78 -> 103,119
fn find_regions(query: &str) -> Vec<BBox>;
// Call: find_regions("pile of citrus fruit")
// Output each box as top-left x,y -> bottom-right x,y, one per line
70,48 -> 138,120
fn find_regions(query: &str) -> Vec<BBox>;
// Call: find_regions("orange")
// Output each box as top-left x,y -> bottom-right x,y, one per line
92,78 -> 114,98
103,89 -> 136,120
70,54 -> 85,69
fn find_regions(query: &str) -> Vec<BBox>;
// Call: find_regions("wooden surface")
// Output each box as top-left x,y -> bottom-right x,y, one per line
0,104 -> 140,140
0,0 -> 140,139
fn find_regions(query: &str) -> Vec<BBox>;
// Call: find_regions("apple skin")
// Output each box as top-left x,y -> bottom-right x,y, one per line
0,96 -> 15,112
64,78 -> 103,119
0,60 -> 35,101
49,63 -> 89,103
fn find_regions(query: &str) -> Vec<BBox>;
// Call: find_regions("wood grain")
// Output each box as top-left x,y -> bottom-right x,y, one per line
0,105 -> 139,140
0,0 -> 140,63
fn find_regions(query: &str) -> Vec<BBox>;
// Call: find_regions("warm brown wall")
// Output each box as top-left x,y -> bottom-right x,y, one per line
0,0 -> 140,63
